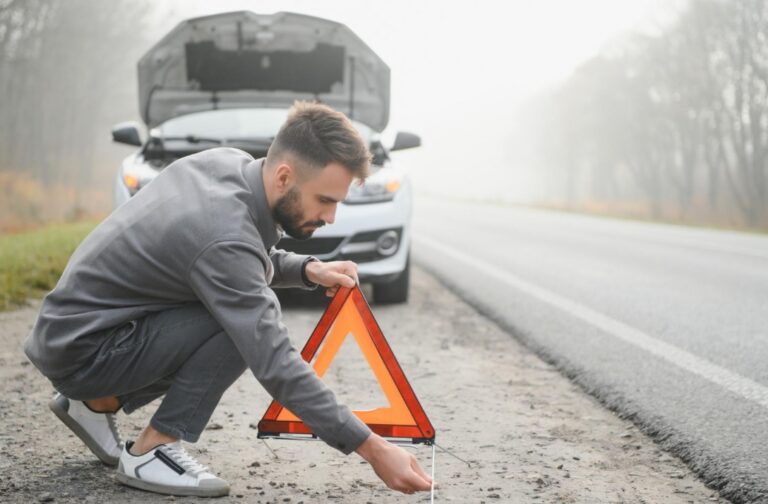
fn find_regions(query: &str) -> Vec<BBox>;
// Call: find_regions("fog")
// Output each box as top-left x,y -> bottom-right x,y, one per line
169,0 -> 682,202
4,0 -> 767,230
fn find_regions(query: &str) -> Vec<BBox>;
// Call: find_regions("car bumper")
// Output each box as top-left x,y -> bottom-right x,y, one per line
279,186 -> 412,283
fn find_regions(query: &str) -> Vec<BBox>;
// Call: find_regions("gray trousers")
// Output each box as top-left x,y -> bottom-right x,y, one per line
51,303 -> 246,443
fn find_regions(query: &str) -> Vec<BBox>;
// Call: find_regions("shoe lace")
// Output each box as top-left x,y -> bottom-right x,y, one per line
105,412 -> 120,444
162,443 -> 209,476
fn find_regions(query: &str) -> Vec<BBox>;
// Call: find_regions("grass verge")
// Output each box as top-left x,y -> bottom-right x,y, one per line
0,220 -> 99,311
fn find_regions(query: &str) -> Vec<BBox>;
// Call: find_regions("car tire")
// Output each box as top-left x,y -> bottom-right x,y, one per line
373,253 -> 410,304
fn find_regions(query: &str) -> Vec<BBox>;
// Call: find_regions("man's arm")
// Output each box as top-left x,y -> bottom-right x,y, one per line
187,240 -> 371,453
303,260 -> 433,493
268,247 -> 318,289
269,244 -> 362,297
189,241 -> 432,493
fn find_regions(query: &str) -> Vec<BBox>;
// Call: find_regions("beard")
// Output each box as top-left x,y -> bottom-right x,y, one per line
273,186 -> 325,240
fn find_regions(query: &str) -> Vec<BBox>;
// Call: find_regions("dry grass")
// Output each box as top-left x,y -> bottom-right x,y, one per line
0,171 -> 110,232
0,220 -> 99,311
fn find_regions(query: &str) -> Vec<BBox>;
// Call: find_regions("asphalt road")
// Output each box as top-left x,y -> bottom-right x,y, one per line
412,197 -> 768,504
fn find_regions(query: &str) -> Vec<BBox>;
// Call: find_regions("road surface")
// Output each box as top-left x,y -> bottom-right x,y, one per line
0,269 -> 723,502
413,197 -> 768,504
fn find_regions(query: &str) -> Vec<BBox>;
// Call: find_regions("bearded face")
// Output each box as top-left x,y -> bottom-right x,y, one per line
273,186 -> 326,240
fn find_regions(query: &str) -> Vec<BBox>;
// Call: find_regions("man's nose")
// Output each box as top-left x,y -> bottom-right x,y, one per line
321,206 -> 337,225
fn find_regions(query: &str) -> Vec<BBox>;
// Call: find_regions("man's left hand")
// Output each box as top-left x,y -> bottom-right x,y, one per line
305,260 -> 359,297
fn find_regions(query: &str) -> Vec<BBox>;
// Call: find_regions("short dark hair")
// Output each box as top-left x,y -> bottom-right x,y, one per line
266,101 -> 371,180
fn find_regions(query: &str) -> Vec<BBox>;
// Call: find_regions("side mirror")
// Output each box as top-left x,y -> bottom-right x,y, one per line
391,131 -> 421,152
112,121 -> 143,146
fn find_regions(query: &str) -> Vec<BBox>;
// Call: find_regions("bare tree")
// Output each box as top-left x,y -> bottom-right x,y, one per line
522,0 -> 768,229
0,0 -> 159,224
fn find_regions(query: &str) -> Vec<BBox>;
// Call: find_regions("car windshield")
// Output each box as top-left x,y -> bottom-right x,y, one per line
152,108 -> 373,143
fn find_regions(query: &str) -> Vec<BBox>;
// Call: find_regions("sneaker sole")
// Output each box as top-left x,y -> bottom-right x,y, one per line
49,396 -> 120,467
115,471 -> 230,497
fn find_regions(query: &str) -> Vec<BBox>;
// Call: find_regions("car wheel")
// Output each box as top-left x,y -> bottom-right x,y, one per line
373,253 -> 410,304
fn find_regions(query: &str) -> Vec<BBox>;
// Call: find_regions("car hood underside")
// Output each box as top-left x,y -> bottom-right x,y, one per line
138,11 -> 390,132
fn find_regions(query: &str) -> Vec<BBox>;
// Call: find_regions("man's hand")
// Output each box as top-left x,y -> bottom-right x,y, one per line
355,433 -> 433,494
305,260 -> 359,297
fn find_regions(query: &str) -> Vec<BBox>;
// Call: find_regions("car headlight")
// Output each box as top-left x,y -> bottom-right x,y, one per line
345,167 -> 403,204
121,162 -> 159,196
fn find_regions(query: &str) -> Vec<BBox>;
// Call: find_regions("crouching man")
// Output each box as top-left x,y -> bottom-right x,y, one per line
24,101 -> 432,497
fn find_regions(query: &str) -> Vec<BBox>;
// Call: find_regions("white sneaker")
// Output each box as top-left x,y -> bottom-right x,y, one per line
116,441 -> 230,497
49,393 -> 122,466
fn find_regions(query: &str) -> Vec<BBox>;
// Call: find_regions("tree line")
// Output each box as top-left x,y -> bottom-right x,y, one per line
0,0 -> 157,228
524,0 -> 768,230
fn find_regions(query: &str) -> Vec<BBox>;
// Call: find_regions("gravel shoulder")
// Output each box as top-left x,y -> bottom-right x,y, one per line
0,267 -> 726,503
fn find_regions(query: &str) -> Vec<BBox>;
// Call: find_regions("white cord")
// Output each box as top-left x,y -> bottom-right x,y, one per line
260,438 -> 280,459
430,443 -> 436,504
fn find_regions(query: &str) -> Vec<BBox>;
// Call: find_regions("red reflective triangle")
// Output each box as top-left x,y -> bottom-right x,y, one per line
257,285 -> 435,444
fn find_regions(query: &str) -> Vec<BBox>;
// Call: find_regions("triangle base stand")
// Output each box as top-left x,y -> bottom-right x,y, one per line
257,431 -> 434,446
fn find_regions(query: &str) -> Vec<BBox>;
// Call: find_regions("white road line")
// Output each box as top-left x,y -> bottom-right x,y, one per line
415,234 -> 768,409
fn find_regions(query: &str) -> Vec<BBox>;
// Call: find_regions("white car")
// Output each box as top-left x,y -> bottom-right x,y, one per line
111,11 -> 420,303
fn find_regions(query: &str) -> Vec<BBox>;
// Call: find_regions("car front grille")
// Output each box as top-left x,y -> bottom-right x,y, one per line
275,227 -> 402,263
340,250 -> 379,263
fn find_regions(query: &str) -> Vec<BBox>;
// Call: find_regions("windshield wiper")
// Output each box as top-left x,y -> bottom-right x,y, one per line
158,135 -> 223,144
151,136 -> 274,148
224,137 -> 274,146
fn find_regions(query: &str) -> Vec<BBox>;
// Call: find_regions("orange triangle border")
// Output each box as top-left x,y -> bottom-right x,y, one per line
257,285 -> 435,444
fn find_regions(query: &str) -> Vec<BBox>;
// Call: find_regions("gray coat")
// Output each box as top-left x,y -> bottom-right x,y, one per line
24,147 -> 371,453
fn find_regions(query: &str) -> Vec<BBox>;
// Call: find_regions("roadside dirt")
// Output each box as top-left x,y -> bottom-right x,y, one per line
0,267 -> 727,503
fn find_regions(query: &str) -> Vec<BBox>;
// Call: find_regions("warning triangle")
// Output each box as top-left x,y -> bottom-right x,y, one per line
257,285 -> 435,444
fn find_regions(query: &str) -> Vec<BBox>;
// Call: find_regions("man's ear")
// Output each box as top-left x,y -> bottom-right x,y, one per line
274,163 -> 296,193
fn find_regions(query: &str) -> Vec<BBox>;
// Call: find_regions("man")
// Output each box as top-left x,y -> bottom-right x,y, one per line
24,102 -> 432,497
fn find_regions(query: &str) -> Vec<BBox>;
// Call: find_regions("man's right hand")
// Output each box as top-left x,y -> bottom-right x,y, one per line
304,259 -> 359,297
355,433 -> 433,494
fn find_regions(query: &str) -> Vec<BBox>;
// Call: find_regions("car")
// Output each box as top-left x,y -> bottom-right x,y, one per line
110,11 -> 420,303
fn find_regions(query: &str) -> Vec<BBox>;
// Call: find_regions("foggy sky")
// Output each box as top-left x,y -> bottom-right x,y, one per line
156,0 -> 685,202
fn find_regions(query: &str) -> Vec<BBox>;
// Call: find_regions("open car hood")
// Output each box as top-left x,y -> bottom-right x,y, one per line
138,11 -> 390,132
